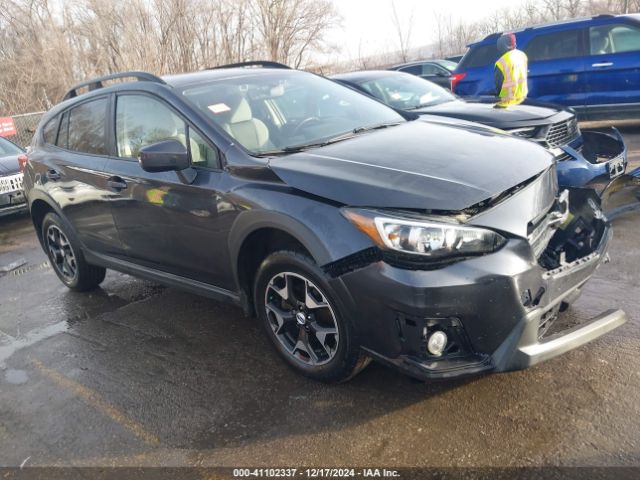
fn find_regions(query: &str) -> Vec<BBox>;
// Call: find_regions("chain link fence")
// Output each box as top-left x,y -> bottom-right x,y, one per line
2,112 -> 45,149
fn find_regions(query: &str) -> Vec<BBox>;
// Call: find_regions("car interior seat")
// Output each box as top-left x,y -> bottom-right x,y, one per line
221,96 -> 271,151
591,32 -> 611,55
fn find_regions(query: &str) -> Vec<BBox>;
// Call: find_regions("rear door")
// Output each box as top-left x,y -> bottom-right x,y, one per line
38,97 -> 122,255
584,21 -> 640,117
103,92 -> 232,286
523,27 -> 589,109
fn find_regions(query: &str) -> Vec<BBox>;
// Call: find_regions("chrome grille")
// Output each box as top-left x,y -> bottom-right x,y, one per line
0,173 -> 24,194
545,117 -> 580,148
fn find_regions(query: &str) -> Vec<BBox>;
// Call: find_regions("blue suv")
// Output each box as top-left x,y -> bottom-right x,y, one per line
452,14 -> 640,120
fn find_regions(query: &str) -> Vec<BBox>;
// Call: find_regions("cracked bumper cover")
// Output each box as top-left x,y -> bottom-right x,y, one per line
332,222 -> 626,381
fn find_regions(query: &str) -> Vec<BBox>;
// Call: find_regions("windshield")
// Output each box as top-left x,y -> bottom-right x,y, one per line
182,71 -> 404,155
0,137 -> 23,157
356,73 -> 455,110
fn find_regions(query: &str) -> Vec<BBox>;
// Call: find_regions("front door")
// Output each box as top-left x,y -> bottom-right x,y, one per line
104,93 -> 235,287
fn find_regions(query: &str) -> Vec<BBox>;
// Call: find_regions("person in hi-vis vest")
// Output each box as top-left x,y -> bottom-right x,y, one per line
494,33 -> 528,107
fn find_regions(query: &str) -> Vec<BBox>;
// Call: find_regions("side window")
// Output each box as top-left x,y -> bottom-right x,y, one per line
420,64 -> 440,75
67,97 -> 108,155
399,65 -> 421,75
116,94 -> 219,168
189,128 -> 220,169
590,24 -> 640,55
116,95 -> 186,159
42,118 -> 58,145
525,30 -> 582,62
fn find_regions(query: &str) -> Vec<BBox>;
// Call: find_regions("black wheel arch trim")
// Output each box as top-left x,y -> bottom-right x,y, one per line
27,191 -> 75,247
227,209 -> 377,292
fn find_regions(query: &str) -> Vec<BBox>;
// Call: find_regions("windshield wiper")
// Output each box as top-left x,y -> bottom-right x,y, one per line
256,122 -> 401,156
352,121 -> 401,134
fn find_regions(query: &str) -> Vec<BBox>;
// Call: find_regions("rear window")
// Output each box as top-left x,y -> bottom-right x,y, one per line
525,29 -> 582,62
458,44 -> 499,69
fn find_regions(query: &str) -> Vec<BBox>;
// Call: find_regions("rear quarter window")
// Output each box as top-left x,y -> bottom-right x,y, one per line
42,118 -> 58,145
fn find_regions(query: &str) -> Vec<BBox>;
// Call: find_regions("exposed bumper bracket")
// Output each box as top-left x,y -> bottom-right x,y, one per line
513,309 -> 627,369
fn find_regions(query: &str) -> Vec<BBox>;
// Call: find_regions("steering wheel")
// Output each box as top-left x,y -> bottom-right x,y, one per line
292,117 -> 321,137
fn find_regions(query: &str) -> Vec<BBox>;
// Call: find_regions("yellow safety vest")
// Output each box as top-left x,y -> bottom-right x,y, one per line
495,49 -> 528,107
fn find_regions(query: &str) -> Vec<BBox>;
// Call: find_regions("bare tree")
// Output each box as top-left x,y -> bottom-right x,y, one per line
253,0 -> 339,68
390,0 -> 414,63
0,0 -> 340,114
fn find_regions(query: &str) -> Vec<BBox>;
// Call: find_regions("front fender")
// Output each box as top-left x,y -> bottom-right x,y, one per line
227,189 -> 375,288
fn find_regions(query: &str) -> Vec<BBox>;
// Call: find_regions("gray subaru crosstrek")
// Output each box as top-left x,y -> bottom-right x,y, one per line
22,62 -> 626,382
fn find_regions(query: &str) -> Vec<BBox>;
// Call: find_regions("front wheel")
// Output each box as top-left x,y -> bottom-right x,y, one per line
254,251 -> 370,383
42,212 -> 106,291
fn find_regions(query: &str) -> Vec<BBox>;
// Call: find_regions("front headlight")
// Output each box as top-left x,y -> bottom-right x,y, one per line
343,209 -> 506,259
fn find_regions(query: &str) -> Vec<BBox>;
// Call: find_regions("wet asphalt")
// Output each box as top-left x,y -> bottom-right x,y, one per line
0,127 -> 639,469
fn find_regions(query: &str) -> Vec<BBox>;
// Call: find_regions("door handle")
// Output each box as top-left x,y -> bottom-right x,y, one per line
46,169 -> 61,181
107,176 -> 127,190
591,62 -> 613,68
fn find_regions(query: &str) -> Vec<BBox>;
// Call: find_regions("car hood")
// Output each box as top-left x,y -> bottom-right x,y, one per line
0,154 -> 20,175
419,99 -> 558,128
269,119 -> 554,211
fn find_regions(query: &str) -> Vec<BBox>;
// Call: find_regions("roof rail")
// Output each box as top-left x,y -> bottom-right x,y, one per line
592,13 -> 615,18
207,61 -> 291,70
63,71 -> 166,100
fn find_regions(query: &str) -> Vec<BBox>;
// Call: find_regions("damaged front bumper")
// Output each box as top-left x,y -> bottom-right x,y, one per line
555,127 -> 627,192
332,189 -> 627,381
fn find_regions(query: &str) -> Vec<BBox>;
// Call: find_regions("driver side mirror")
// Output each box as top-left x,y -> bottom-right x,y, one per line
139,140 -> 190,173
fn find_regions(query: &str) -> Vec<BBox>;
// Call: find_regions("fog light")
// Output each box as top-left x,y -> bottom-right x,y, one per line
427,331 -> 448,356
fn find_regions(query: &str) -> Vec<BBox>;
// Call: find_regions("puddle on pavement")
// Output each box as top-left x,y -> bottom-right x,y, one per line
0,321 -> 69,367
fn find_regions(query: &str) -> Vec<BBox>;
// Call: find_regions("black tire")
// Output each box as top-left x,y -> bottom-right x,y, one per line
254,250 -> 370,383
42,212 -> 106,291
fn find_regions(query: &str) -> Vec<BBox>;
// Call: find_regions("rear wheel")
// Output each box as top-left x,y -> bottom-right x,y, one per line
42,212 -> 106,291
254,251 -> 369,383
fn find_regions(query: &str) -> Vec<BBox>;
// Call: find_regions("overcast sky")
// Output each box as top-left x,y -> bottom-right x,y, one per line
327,0 -> 515,62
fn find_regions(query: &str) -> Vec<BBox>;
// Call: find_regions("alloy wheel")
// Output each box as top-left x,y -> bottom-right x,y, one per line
46,225 -> 77,281
264,271 -> 340,366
